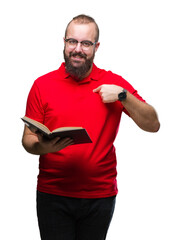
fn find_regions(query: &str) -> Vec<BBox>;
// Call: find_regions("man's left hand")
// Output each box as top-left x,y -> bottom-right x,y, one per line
93,84 -> 123,103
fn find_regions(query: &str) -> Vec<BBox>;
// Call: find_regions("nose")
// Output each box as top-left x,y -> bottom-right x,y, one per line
74,42 -> 83,52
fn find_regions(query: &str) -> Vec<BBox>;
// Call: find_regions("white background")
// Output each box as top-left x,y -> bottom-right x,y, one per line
0,0 -> 181,239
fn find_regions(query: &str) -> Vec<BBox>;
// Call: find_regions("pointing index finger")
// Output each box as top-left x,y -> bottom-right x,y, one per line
93,85 -> 102,93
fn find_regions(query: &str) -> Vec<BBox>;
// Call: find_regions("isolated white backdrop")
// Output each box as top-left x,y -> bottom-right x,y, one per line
0,0 -> 181,239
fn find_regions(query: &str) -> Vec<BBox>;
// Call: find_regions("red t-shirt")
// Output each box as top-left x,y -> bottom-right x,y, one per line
25,63 -> 145,198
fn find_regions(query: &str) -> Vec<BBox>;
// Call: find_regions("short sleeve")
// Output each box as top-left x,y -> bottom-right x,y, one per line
25,81 -> 44,123
107,71 -> 146,116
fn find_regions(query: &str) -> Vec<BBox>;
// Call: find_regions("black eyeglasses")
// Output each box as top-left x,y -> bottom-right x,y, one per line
65,38 -> 97,50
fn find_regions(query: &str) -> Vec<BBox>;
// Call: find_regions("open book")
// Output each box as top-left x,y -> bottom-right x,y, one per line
22,116 -> 92,145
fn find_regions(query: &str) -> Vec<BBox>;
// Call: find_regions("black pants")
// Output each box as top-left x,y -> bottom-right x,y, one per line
37,191 -> 116,240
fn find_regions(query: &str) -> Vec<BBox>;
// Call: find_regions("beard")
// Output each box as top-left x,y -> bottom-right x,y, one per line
63,49 -> 95,80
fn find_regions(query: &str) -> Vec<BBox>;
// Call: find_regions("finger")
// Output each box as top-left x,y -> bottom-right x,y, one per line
57,137 -> 74,145
93,85 -> 102,93
50,137 -> 61,145
64,139 -> 74,147
56,138 -> 74,150
64,138 -> 74,145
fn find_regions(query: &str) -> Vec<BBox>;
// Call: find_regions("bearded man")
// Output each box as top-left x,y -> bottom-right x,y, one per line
22,14 -> 160,240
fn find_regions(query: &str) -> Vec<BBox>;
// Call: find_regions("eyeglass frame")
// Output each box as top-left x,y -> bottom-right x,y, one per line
64,38 -> 97,49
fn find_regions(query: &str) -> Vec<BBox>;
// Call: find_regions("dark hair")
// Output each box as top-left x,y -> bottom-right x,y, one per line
65,14 -> 99,42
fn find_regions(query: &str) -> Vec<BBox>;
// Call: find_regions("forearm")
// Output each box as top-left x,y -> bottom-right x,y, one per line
93,84 -> 160,132
22,133 -> 44,155
22,126 -> 51,155
22,126 -> 74,155
122,91 -> 160,132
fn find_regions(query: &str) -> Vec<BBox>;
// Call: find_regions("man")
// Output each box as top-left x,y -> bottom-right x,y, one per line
22,14 -> 160,240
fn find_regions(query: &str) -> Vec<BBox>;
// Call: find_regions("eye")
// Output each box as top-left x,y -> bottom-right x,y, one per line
81,41 -> 92,47
68,39 -> 77,45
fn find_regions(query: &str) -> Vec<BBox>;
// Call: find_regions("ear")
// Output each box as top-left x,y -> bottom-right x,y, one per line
63,37 -> 66,45
95,42 -> 100,52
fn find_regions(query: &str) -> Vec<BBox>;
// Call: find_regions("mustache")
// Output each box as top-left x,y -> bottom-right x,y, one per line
69,52 -> 87,59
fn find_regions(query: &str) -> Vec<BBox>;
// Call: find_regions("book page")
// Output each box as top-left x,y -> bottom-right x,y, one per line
52,126 -> 83,133
22,116 -> 51,134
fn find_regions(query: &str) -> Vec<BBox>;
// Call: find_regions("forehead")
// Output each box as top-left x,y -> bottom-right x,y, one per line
66,22 -> 96,41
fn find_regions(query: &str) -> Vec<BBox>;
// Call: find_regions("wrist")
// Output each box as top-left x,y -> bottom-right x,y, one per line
118,89 -> 127,102
34,141 -> 48,155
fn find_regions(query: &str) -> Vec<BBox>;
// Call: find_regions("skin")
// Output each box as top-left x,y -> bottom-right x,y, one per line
93,85 -> 160,132
22,21 -> 160,155
64,21 -> 100,79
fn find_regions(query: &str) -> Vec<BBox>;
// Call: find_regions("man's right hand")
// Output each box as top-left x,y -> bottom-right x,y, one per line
36,133 -> 74,155
22,126 -> 74,155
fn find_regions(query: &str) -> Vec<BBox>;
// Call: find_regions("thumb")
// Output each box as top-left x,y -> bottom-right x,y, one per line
93,85 -> 102,93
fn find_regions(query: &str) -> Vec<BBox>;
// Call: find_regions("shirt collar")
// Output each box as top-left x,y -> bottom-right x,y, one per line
58,62 -> 99,84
